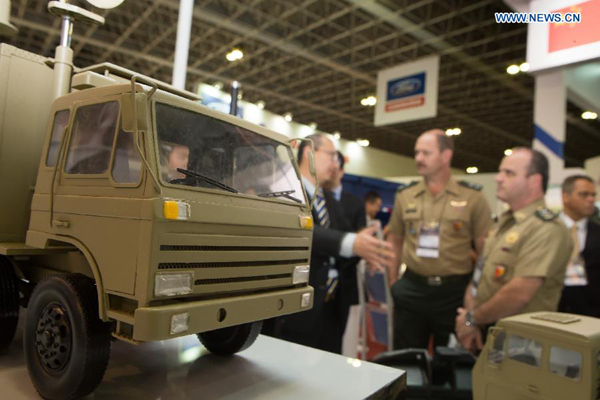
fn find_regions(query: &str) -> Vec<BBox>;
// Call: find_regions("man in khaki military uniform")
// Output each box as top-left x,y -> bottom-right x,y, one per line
456,147 -> 572,352
387,129 -> 493,350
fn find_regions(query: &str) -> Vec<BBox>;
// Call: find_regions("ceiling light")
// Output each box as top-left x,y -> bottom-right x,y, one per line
256,100 -> 265,109
356,139 -> 370,147
445,128 -> 461,136
283,112 -> 293,122
506,64 -> 520,75
519,62 -> 530,72
360,96 -> 377,106
504,149 -> 513,156
213,82 -> 223,90
466,166 -> 478,174
309,122 -> 317,130
332,131 -> 341,140
226,48 -> 244,62
582,111 -> 598,120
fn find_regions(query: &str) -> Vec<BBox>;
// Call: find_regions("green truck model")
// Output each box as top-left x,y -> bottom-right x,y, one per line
473,312 -> 600,400
0,2 -> 314,399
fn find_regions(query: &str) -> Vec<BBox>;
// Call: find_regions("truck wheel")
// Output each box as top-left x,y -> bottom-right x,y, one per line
24,274 -> 111,400
197,321 -> 262,356
0,257 -> 20,351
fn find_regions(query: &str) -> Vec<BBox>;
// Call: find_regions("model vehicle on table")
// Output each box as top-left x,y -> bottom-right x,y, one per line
0,1 -> 315,398
473,312 -> 600,400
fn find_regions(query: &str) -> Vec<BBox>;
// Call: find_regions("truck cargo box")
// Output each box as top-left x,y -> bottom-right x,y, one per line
0,44 -> 54,241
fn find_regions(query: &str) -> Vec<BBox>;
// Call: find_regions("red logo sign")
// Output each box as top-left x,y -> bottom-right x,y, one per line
549,0 -> 600,53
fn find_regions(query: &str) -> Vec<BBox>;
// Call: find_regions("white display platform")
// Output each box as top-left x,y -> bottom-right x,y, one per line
0,312 -> 405,399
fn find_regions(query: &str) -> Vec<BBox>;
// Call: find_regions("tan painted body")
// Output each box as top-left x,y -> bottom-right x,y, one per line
473,312 -> 600,400
0,43 -> 314,342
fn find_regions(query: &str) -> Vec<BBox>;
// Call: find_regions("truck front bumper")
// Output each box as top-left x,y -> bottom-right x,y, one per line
132,285 -> 313,342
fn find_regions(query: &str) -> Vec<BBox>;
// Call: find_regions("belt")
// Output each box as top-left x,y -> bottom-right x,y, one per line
403,268 -> 471,287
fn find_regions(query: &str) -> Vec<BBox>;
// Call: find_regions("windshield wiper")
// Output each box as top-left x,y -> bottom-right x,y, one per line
258,189 -> 301,203
176,168 -> 238,194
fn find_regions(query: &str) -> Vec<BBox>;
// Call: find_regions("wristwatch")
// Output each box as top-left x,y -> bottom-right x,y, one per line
465,310 -> 477,327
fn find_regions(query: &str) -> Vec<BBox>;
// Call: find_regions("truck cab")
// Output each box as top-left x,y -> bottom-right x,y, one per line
472,312 -> 600,400
0,43 -> 314,399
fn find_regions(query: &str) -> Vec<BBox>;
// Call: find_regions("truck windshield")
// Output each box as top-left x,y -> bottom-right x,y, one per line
155,103 -> 306,205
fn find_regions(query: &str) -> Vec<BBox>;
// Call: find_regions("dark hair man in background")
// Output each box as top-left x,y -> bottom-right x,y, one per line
364,190 -> 383,227
558,175 -> 600,317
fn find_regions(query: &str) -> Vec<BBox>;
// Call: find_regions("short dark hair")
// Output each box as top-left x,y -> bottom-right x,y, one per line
297,133 -> 326,166
436,132 -> 454,153
364,190 -> 381,203
562,174 -> 594,194
337,150 -> 345,170
514,147 -> 549,193
421,129 -> 454,152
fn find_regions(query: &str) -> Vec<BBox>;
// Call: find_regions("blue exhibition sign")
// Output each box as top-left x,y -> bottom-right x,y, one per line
386,72 -> 426,101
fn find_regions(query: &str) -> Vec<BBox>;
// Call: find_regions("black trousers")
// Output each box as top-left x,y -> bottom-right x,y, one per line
391,272 -> 470,350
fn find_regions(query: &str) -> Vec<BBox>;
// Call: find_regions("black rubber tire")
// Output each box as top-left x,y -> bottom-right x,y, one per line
24,274 -> 111,400
0,256 -> 20,351
197,321 -> 263,356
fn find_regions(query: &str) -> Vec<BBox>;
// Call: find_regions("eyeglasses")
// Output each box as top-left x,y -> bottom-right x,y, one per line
316,149 -> 339,162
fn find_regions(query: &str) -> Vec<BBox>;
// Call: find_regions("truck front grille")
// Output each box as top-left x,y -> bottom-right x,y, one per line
160,245 -> 308,252
158,234 -> 311,295
194,274 -> 292,285
158,259 -> 308,270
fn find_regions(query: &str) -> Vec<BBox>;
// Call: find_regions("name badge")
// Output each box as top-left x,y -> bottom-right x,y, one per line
564,256 -> 587,286
416,222 -> 440,259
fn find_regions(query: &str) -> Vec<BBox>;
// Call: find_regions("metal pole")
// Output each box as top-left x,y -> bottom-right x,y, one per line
172,0 -> 194,90
52,5 -> 74,100
229,80 -> 239,116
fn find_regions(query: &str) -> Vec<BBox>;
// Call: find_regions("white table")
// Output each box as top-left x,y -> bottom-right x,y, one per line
1,312 -> 405,399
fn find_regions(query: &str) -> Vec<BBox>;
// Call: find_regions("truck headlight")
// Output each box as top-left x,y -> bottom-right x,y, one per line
155,272 -> 193,297
292,265 -> 310,284
164,200 -> 190,220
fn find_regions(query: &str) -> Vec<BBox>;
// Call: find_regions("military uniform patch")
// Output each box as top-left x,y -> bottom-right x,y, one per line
506,231 -> 519,244
535,207 -> 558,221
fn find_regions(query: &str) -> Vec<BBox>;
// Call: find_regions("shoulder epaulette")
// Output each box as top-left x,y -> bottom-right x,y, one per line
535,207 -> 558,221
458,180 -> 483,191
397,181 -> 418,193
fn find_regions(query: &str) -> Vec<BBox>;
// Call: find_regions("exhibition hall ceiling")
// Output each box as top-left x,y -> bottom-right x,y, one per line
8,0 -> 600,171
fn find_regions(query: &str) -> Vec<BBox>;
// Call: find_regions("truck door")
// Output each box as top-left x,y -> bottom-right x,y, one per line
52,98 -> 144,295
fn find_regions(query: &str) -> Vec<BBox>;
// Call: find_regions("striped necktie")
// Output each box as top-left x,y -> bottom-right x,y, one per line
314,188 -> 330,228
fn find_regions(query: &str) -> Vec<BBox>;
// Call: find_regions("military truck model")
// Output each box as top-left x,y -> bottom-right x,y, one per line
473,312 -> 600,400
0,1 -> 315,399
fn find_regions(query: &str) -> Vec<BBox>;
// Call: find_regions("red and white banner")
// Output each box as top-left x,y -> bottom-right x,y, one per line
528,0 -> 600,72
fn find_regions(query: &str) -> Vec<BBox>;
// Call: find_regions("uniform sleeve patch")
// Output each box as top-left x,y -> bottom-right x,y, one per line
458,180 -> 483,191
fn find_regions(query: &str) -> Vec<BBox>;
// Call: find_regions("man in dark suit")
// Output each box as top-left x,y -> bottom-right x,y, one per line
558,175 -> 600,317
326,150 -> 367,339
275,134 -> 393,353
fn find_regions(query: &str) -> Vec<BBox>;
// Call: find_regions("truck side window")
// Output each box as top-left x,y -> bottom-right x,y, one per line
550,346 -> 582,380
487,330 -> 506,364
46,109 -> 70,167
65,101 -> 119,174
507,334 -> 542,368
111,128 -> 141,184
